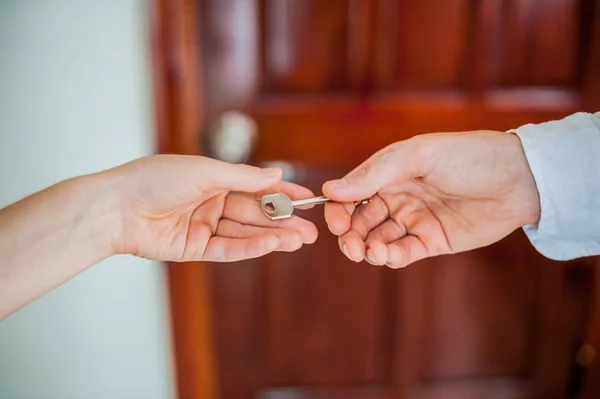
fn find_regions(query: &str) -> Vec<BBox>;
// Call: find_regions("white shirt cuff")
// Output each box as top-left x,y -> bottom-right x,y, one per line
508,111 -> 600,260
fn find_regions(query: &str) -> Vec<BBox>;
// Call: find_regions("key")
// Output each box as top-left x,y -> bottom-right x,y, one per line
260,193 -> 371,221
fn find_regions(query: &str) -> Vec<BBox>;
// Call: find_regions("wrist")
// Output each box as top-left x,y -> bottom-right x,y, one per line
507,133 -> 541,227
74,171 -> 124,259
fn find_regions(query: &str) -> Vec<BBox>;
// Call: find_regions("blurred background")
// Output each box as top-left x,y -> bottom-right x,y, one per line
0,1 -> 175,399
2,1 -> 600,399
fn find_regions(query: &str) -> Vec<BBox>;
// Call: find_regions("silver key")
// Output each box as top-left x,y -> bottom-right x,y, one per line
260,193 -> 371,221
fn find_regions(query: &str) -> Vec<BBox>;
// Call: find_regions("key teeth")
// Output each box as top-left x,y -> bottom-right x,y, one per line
354,198 -> 372,206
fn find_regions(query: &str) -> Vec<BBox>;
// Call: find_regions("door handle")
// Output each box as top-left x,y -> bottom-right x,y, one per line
204,111 -> 258,164
204,111 -> 306,183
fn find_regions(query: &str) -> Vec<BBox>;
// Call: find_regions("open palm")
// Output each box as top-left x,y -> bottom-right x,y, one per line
107,155 -> 317,262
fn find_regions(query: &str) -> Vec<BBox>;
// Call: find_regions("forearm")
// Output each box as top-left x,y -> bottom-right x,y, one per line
0,173 -> 118,319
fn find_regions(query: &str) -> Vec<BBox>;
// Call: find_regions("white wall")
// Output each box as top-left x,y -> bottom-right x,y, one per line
0,2 -> 176,399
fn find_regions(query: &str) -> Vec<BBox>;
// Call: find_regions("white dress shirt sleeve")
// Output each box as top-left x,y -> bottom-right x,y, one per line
508,111 -> 600,260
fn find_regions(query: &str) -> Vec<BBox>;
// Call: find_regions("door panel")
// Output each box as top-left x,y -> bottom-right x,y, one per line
500,0 -> 581,86
262,0 -> 350,92
152,0 -> 600,398
374,0 -> 470,89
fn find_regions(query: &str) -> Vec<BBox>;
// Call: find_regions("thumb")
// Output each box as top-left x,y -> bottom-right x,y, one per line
201,159 -> 282,192
323,149 -> 421,202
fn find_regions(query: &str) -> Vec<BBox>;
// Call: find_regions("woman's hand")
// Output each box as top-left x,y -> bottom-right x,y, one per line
110,155 -> 318,262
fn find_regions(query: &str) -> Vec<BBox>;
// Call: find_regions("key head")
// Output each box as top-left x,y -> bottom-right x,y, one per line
261,193 -> 294,221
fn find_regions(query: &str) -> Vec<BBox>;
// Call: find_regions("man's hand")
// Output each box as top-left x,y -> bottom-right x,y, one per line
108,155 -> 318,262
322,131 -> 540,268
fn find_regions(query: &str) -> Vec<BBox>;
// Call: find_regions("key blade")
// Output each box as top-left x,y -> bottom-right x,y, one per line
291,196 -> 331,208
291,196 -> 371,208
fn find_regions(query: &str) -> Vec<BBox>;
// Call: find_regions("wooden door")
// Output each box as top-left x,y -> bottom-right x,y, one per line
151,1 -> 600,398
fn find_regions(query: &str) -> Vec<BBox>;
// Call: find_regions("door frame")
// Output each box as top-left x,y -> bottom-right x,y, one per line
150,0 -> 218,398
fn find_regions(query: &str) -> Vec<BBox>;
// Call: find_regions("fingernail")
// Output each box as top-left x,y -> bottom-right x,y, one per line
262,167 -> 282,178
365,251 -> 377,265
342,243 -> 352,260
